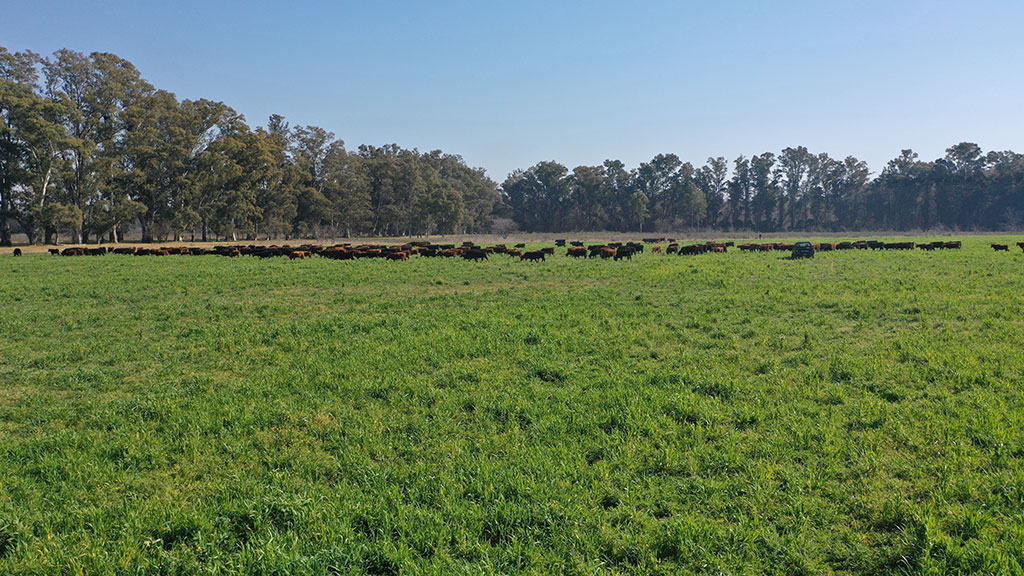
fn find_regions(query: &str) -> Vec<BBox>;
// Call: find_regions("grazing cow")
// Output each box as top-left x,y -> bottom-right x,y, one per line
541,247 -> 555,255
666,243 -> 679,254
944,241 -> 962,249
288,250 -> 309,259
520,250 -> 546,262
613,247 -> 634,260
463,249 -> 489,261
992,243 -> 1009,251
569,241 -> 584,247
48,248 -> 60,255
555,239 -> 566,247
652,246 -> 662,254
386,251 -> 409,261
514,243 -> 526,248
506,249 -> 523,258
13,248 -> 22,256
567,247 -> 587,258
1017,242 -> 1024,252
598,247 -> 616,259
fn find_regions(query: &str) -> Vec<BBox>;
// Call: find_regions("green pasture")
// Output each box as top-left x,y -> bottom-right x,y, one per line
1,238 -> 1023,575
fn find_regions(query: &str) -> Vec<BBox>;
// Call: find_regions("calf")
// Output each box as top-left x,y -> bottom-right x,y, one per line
13,248 -> 22,256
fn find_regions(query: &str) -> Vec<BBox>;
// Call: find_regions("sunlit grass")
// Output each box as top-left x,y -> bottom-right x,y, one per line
1,237 -> 1023,574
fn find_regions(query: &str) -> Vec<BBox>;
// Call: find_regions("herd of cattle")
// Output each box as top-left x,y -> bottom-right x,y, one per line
12,239 -> 1024,259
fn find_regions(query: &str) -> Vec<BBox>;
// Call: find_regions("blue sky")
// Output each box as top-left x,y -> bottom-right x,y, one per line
5,0 -> 1023,180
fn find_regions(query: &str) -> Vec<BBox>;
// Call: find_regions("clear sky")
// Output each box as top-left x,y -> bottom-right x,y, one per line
5,0 -> 1023,181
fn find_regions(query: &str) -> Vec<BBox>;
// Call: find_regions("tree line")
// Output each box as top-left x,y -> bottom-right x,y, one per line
3,46 -> 1023,245
502,144 -> 1024,233
0,47 -> 499,245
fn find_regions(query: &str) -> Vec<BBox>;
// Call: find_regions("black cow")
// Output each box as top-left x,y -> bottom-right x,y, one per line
463,249 -> 489,261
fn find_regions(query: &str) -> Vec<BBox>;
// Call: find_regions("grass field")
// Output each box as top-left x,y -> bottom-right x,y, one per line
1,238 -> 1023,575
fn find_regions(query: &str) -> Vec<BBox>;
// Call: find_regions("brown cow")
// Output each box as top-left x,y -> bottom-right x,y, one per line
652,246 -> 662,254
566,247 -> 587,258
386,251 -> 409,261
599,247 -> 616,259
288,251 -> 309,259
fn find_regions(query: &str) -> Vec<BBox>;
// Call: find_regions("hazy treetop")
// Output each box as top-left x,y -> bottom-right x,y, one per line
7,0 -> 1023,179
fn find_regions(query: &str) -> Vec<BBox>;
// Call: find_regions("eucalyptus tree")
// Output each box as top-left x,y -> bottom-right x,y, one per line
727,155 -> 751,229
44,49 -> 153,242
695,156 -> 728,227
1,48 -> 78,244
501,161 -> 571,232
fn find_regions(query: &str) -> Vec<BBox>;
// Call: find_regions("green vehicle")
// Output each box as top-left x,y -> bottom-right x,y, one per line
792,241 -> 815,258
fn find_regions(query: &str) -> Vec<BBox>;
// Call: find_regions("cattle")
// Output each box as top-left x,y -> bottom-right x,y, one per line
555,239 -> 566,247
462,249 -> 489,261
1017,241 -> 1024,252
652,246 -> 662,254
13,248 -> 22,256
666,243 -> 679,254
520,250 -> 546,262
569,241 -> 584,247
613,247 -> 635,260
944,241 -> 962,249
506,249 -> 523,258
566,247 -> 587,258
541,247 -> 555,255
288,250 -> 309,259
386,251 -> 409,261
48,248 -> 60,255
992,243 -> 1009,251
598,247 -> 616,259
884,242 -> 914,250
514,243 -> 526,248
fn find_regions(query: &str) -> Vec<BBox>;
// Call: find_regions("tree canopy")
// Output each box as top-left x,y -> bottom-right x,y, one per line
3,45 -> 1022,244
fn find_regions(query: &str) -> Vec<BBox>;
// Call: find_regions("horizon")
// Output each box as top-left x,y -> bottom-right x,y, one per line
5,1 -> 1024,181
